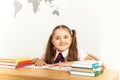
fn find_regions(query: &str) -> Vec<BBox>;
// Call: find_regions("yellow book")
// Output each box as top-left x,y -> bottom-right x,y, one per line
0,57 -> 32,65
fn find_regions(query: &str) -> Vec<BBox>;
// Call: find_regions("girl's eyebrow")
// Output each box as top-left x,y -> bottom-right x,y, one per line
64,34 -> 70,36
54,35 -> 60,37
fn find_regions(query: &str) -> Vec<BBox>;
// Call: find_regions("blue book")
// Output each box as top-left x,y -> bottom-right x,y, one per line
71,60 -> 102,69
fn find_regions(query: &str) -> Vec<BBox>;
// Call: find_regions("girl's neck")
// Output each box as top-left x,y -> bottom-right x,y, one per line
56,48 -> 69,53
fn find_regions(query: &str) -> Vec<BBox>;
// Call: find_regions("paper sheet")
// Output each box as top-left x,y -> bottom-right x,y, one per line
27,64 -> 71,71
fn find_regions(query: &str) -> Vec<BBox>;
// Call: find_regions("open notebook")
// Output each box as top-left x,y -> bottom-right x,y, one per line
27,64 -> 71,71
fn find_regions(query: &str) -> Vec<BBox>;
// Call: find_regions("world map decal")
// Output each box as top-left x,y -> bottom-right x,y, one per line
13,0 -> 60,18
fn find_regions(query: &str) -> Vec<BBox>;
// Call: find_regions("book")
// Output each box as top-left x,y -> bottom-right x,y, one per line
0,57 -> 31,63
70,70 -> 103,77
0,60 -> 32,65
71,60 -> 103,69
0,63 -> 32,69
0,57 -> 32,69
71,66 -> 103,73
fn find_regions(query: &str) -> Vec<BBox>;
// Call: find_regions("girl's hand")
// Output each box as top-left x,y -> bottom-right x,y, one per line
33,59 -> 47,66
53,62 -> 71,67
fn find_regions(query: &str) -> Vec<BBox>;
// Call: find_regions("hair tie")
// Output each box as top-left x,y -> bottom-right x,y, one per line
69,29 -> 73,34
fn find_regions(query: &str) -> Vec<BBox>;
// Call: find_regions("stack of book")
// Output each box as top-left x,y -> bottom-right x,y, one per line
0,57 -> 32,69
70,60 -> 104,77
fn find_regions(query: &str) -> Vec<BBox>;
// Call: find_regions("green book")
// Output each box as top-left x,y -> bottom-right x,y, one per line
71,66 -> 103,73
70,70 -> 103,77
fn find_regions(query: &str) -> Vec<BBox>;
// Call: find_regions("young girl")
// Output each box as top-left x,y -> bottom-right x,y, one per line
32,25 -> 95,66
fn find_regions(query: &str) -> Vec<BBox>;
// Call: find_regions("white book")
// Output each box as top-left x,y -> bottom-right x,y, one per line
70,70 -> 103,77
0,65 -> 16,69
71,60 -> 103,69
0,62 -> 16,66
71,66 -> 103,73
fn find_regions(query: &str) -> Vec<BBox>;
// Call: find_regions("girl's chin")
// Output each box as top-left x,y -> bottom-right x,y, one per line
57,49 -> 67,52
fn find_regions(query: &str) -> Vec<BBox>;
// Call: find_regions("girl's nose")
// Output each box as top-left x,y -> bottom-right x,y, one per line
60,38 -> 64,42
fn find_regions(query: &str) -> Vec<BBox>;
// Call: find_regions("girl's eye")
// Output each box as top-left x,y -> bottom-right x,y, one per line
55,37 -> 60,40
64,36 -> 68,39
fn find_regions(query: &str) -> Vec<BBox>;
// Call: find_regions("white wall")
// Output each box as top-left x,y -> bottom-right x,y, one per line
0,0 -> 120,74
98,0 -> 120,70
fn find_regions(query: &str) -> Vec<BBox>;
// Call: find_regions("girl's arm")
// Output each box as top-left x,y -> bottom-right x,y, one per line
85,53 -> 99,60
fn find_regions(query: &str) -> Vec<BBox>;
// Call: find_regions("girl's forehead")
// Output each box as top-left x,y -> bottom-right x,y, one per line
52,28 -> 70,37
54,28 -> 69,33
53,29 -> 71,37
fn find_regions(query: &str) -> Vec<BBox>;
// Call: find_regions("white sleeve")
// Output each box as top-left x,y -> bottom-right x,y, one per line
78,50 -> 88,61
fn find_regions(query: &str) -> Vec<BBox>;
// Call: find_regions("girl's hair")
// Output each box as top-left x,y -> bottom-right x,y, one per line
44,25 -> 78,64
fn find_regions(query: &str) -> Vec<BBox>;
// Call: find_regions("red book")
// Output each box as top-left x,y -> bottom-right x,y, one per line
17,60 -> 32,65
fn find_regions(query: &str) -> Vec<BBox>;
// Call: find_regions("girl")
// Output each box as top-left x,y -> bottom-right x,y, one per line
32,25 -> 95,66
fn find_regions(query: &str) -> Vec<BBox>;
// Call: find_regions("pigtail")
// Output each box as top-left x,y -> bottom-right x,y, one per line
67,29 -> 78,61
44,35 -> 56,64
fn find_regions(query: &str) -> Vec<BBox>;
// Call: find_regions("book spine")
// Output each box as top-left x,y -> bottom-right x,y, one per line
94,70 -> 103,77
92,62 -> 99,68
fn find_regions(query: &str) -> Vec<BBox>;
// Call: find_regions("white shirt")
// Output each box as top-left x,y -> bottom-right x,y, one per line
54,49 -> 88,61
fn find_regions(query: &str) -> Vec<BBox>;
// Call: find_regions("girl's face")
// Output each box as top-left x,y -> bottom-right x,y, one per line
52,28 -> 72,52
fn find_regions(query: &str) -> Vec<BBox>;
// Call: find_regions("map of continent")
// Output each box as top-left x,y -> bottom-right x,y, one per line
27,0 -> 40,13
13,0 -> 60,18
